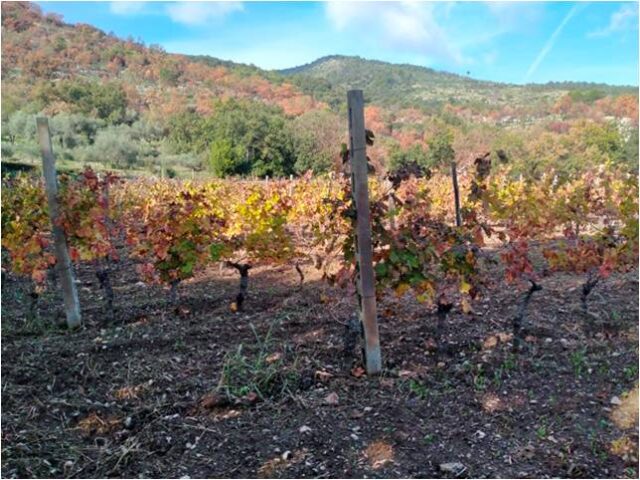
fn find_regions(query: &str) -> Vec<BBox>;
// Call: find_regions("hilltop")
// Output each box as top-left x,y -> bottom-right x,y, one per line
281,54 -> 637,110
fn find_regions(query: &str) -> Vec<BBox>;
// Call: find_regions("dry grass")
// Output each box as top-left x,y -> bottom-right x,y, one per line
611,385 -> 639,430
113,383 -> 146,400
364,440 -> 394,469
76,412 -> 121,436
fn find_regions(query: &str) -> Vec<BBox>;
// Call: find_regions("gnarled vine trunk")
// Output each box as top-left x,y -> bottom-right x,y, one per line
96,258 -> 115,322
227,262 -> 251,311
168,279 -> 180,306
581,273 -> 599,314
512,280 -> 542,352
436,300 -> 453,358
27,282 -> 39,322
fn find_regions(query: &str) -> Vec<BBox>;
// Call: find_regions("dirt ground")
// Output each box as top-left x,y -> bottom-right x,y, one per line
1,254 -> 638,478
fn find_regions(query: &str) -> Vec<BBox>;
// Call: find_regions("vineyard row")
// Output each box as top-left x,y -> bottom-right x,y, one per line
2,159 -> 638,346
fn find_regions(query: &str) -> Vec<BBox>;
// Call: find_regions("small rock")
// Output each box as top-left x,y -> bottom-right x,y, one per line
482,336 -> 498,349
282,451 -> 292,461
299,425 -> 312,434
610,396 -> 622,405
473,430 -> 486,440
124,416 -> 134,429
315,370 -> 333,382
439,462 -> 466,476
324,392 -> 339,405
350,433 -> 359,441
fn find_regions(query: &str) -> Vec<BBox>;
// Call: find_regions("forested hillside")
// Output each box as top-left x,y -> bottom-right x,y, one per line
2,1 -> 638,179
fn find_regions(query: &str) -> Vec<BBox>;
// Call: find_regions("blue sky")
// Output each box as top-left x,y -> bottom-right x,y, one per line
37,1 -> 639,85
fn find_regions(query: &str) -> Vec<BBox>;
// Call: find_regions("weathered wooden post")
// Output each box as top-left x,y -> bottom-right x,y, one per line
451,161 -> 462,227
37,117 -> 82,329
385,178 -> 397,230
347,90 -> 382,374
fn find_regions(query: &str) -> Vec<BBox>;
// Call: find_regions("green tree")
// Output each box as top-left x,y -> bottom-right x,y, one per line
290,110 -> 344,174
209,138 -> 247,177
83,125 -> 140,168
2,110 -> 36,144
169,99 -> 296,178
387,143 -> 429,173
426,129 -> 455,169
35,80 -> 127,124
167,111 -> 205,154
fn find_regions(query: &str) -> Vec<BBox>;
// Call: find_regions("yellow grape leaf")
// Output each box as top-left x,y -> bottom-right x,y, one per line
459,280 -> 472,294
230,302 -> 238,313
394,283 -> 410,297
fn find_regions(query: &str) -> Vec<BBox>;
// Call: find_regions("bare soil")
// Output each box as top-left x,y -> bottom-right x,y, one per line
1,256 -> 638,478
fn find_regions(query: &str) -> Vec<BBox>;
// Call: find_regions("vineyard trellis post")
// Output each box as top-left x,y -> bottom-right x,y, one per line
451,161 -> 462,227
37,117 -> 82,329
347,90 -> 382,375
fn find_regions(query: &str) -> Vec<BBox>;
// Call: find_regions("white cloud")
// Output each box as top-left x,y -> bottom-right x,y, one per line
524,4 -> 582,82
483,50 -> 498,66
325,1 -> 465,65
165,2 -> 243,26
109,1 -> 146,16
485,2 -> 542,25
588,3 -> 638,38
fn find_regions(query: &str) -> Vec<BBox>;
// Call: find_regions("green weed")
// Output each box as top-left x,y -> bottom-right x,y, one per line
218,323 -> 298,401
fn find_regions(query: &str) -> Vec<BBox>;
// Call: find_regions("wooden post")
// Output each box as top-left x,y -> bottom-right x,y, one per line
451,161 -> 462,227
37,117 -> 82,329
385,178 -> 397,231
347,90 -> 382,375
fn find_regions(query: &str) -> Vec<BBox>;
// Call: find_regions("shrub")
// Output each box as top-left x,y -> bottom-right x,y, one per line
1,142 -> 14,159
82,125 -> 140,168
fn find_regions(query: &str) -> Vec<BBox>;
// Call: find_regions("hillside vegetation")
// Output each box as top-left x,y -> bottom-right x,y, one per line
283,55 -> 636,110
1,2 -> 638,180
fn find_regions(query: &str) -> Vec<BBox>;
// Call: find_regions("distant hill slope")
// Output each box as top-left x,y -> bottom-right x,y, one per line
281,55 -> 637,110
1,2 -> 638,180
2,1 -> 635,120
1,2 -> 323,119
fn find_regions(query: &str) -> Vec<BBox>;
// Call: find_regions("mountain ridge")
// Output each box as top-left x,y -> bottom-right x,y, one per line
278,54 -> 638,90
